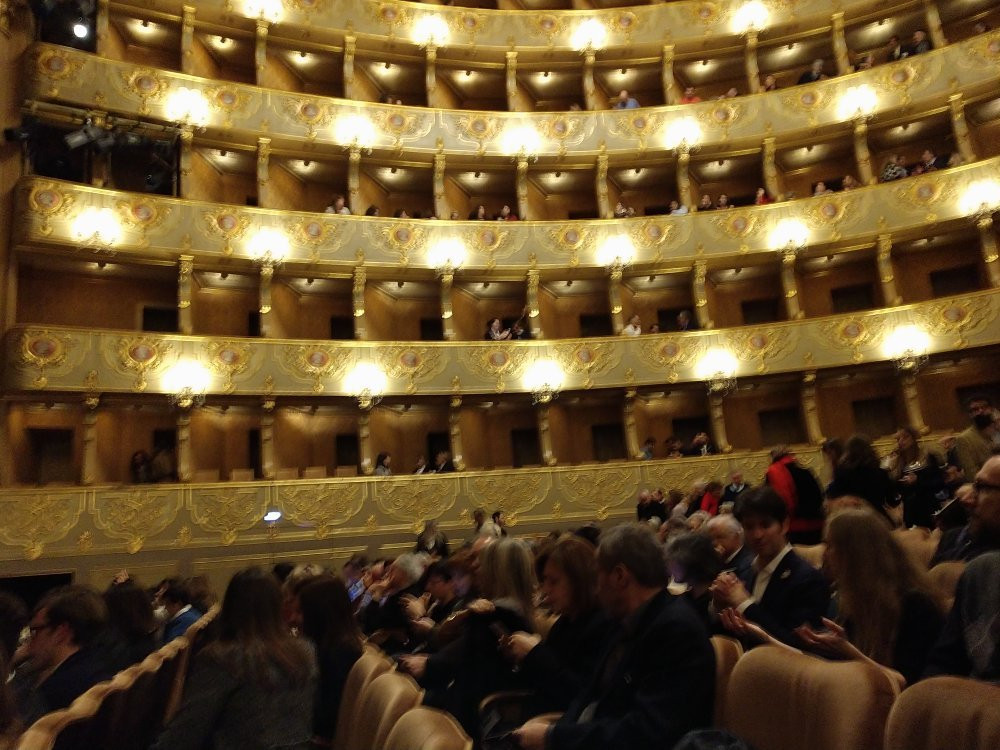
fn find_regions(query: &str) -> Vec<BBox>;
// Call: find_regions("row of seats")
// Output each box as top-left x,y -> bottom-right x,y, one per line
14,605 -> 220,750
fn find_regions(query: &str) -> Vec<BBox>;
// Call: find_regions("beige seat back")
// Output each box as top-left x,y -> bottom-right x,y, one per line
927,561 -> 965,610
724,645 -> 902,750
792,543 -> 825,569
331,645 -> 393,750
383,706 -> 473,750
884,675 -> 1000,750
710,636 -> 743,726
350,671 -> 423,750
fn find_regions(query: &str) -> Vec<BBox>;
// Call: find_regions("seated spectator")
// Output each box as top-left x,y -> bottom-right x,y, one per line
827,434 -> 897,520
813,181 -> 833,196
469,204 -> 486,220
954,395 -> 998,483
485,317 -> 512,341
697,194 -> 714,211
393,208 -> 409,218
612,89 -> 640,109
374,451 -> 392,476
886,35 -> 906,62
973,21 -> 990,34
680,86 -> 701,103
403,560 -> 467,651
0,650 -> 20,748
797,59 -> 826,85
711,487 -> 830,649
324,195 -> 350,215
669,200 -> 689,215
510,320 -> 530,340
854,51 -> 875,71
677,309 -> 697,331
664,437 -> 685,458
432,450 -> 456,473
640,437 -> 656,460
886,426 -> 946,529
413,455 -> 429,474
666,532 -> 723,628
513,524 -> 714,750
498,204 -> 518,221
129,450 -> 152,483
10,586 -> 113,726
613,201 -> 629,218
415,520 -> 449,557
449,210 -> 459,219
342,553 -> 369,606
0,591 -> 28,671
762,74 -> 777,91
707,514 -> 754,582
911,29 -> 932,55
156,578 -> 202,644
491,511 -> 509,537
360,554 -> 425,653
922,148 -> 949,171
364,204 -> 379,216
754,187 -> 773,204
684,431 -> 717,457
716,193 -> 732,209
101,578 -> 157,672
621,313 -> 642,337
699,481 -> 724,516
151,569 -> 315,750
297,575 -> 363,746
720,87 -> 739,99
880,154 -> 908,182
687,510 -> 711,532
723,471 -> 750,505
502,535 -> 614,714
842,174 -> 860,190
625,206 -> 636,217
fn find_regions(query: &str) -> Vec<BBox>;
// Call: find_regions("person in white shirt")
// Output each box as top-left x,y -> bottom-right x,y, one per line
324,195 -> 351,215
622,314 -> 642,337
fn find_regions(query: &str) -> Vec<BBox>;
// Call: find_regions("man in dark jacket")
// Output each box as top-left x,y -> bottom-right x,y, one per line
764,446 -> 824,544
514,524 -> 715,750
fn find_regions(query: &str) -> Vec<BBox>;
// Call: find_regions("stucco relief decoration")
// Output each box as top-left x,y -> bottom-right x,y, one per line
805,194 -> 857,232
877,59 -> 934,104
712,211 -> 759,242
959,31 -> 1000,68
378,346 -> 445,394
120,69 -> 169,116
639,336 -> 702,383
0,492 -> 85,560
284,0 -> 328,13
892,177 -> 947,210
17,329 -> 75,388
282,97 -> 334,140
371,109 -> 431,152
189,487 -> 266,546
628,220 -> 678,261
734,327 -> 797,373
779,87 -> 829,127
279,344 -> 350,392
526,14 -> 562,45
369,2 -> 411,39
449,11 -> 485,44
371,222 -> 427,266
611,11 -> 638,43
375,477 -> 459,532
537,115 -> 586,158
206,86 -> 254,129
25,181 -> 75,236
470,225 -> 515,268
466,473 -> 551,525
112,336 -> 171,392
916,297 -> 997,348
820,317 -> 882,363
204,340 -> 254,393
643,458 -> 728,501
33,47 -> 83,96
690,2 -> 722,25
279,482 -> 366,538
201,209 -> 251,255
289,217 -> 339,262
609,110 -> 663,153
555,342 -> 620,388
462,346 -> 529,393
92,489 -> 182,553
544,225 -> 592,267
455,115 -> 502,156
561,467 -> 636,521
115,198 -> 170,243
699,101 -> 742,138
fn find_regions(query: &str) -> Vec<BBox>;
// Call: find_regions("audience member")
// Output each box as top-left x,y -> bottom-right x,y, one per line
669,200 -> 689,215
612,89 -> 640,109
360,554 -> 425,653
10,586 -> 112,726
887,426 -> 946,528
842,174 -> 860,190
151,568 -> 315,750
854,51 -> 875,71
469,204 -> 487,220
374,451 -> 392,476
722,471 -> 750,505
911,29 -> 932,54
973,21 -> 990,34
621,313 -> 642,336
762,74 -> 777,91
393,208 -> 409,219
491,511 -> 509,537
404,560 -> 467,650
680,86 -> 701,103
715,193 -> 732,209
880,154 -> 908,182
754,187 -> 773,205
0,649 -> 19,749
677,309 -> 697,331
297,575 -> 363,745
697,194 -> 714,211
342,553 -> 370,605
613,201 -> 629,218
364,204 -> 379,216
797,59 -> 826,84
485,317 -> 512,341
826,434 -> 896,520
712,487 -> 830,648
813,181 -> 833,196
324,195 -> 350,215
699,481 -> 723,516
640,437 -> 656,460
101,579 -> 157,672
886,35 -> 906,61
953,395 -> 998,481
647,324 -> 660,334
0,592 -> 28,667
666,532 -> 723,629
432,450 -> 456,473
129,450 -> 153,483
413,455 -> 429,474
684,432 -> 717,457
415,520 -> 449,557
664,437 -> 685,458
765,445 -> 824,544
156,578 -> 201,644
498,204 -> 518,221
921,148 -> 948,171
514,524 -> 714,750
707,514 -> 754,581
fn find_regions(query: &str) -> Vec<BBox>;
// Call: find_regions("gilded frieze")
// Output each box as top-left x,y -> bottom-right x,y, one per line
378,346 -> 447,394
628,219 -> 684,262
287,216 -> 341,263
608,110 -> 665,153
819,317 -> 885,363
115,197 -> 171,244
374,476 -> 460,532
278,343 -> 352,392
560,467 -> 637,521
16,328 -> 82,389
109,336 -> 173,392
554,341 -> 621,388
23,180 -> 76,237
453,114 -> 503,157
541,224 -> 596,268
642,457 -> 729,497
915,296 -> 998,348
201,209 -> 253,256
281,96 -> 336,140
0,491 -> 86,560
365,221 -> 428,266
733,327 -> 798,374
189,486 -> 267,545
460,345 -> 530,393
91,488 -> 183,553
638,335 -> 704,383
205,85 -> 257,130
465,472 -> 551,525
468,224 -> 519,269
536,115 -> 589,159
279,481 -> 367,538
204,340 -> 256,393
370,108 -> 433,152
118,68 -> 170,116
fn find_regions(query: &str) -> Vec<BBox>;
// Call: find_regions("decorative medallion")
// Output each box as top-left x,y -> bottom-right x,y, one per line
712,211 -> 758,239
204,340 -> 253,393
0,491 -> 86,560
609,111 -> 663,152
375,476 -> 459,533
528,14 -> 562,45
115,198 -> 170,242
201,209 -> 251,255
690,2 -> 721,24
820,317 -> 880,363
18,329 -> 74,388
780,87 -> 829,126
611,11 -> 638,42
280,344 -> 351,392
33,47 -> 83,96
24,181 -> 75,236
189,487 -> 265,546
279,482 -> 366,538
378,346 -> 445,394
916,296 -> 997,348
111,336 -> 170,391
461,345 -> 529,393
734,327 -> 797,373
289,217 -> 339,262
369,2 -> 411,37
628,220 -> 678,259
284,0 -> 327,12
892,177 -> 945,207
282,97 -> 334,139
373,222 -> 427,266
92,489 -> 182,554
699,101 -> 742,137
639,335 -> 702,382
450,11 -> 485,43
466,473 -> 551,525
469,225 -> 516,268
555,342 -> 620,388
370,108 -> 431,152
120,68 -> 169,115
205,85 -> 254,129
544,225 -> 593,267
455,115 -> 502,156
537,115 -> 586,157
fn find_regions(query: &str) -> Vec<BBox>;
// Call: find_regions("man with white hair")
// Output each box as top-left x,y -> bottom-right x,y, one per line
706,515 -> 753,582
360,553 -> 425,653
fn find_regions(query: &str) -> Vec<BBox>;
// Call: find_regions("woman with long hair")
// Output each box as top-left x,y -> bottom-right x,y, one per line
374,452 -> 392,476
297,576 -> 364,746
151,567 -> 316,750
826,434 -> 896,519
886,426 -> 946,528
101,580 -> 157,672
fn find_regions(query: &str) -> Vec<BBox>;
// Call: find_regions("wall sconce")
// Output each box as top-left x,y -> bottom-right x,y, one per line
333,113 -> 376,152
732,1 -> 770,34
571,19 -> 608,52
769,218 -> 810,253
427,238 -> 468,275
72,207 -> 122,254
524,359 -> 565,404
836,84 -> 878,122
165,87 -> 211,128
596,234 -> 636,272
883,324 -> 930,373
344,362 -> 388,409
959,180 -> 1000,217
499,124 -> 543,162
696,347 -> 739,394
243,0 -> 283,23
162,359 -> 212,409
412,15 -> 450,47
663,118 -> 703,151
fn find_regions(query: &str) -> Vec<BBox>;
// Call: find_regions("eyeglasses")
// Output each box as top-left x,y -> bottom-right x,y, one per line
972,479 -> 1000,495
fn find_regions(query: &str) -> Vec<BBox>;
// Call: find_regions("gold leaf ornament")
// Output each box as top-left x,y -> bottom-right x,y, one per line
92,488 -> 182,553
279,482 -> 367,538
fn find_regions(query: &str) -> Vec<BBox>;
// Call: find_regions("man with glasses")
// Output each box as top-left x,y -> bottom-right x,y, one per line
923,456 -> 1000,681
952,395 -> 998,482
10,585 -> 112,724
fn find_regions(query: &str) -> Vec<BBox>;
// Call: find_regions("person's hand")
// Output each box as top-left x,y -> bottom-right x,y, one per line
502,631 -> 541,663
719,607 -> 772,645
710,572 -> 751,609
467,598 -> 495,615
514,718 -> 552,750
900,473 -> 917,486
397,654 -> 428,679
795,618 -> 855,658
112,569 -> 131,585
402,593 -> 429,620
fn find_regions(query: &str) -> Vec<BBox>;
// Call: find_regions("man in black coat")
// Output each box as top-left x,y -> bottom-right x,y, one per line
514,524 -> 715,750
711,487 -> 830,649
706,515 -> 754,583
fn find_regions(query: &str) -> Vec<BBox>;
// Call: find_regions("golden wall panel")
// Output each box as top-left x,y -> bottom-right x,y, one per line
22,35 -> 1000,157
14,156 -> 1000,273
5,291 -> 1000,396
